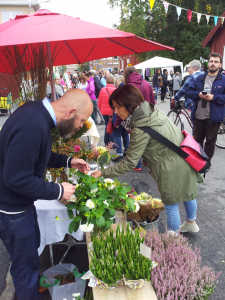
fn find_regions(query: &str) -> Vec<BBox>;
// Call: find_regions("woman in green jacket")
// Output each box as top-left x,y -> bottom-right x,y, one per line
92,84 -> 203,233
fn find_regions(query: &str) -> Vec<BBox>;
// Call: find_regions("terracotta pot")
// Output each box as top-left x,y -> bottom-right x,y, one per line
53,275 -> 65,286
64,272 -> 76,284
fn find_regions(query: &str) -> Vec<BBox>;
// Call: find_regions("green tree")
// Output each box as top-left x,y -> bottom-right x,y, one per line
109,0 -> 225,65
78,62 -> 90,72
62,65 -> 67,73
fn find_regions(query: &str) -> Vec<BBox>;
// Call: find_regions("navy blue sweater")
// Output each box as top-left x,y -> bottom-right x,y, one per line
0,100 -> 72,212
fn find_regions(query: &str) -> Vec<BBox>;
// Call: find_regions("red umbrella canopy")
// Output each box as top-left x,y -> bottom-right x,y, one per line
0,10 -> 174,74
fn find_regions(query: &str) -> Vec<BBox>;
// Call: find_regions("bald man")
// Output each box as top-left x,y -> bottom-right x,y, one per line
0,89 -> 93,300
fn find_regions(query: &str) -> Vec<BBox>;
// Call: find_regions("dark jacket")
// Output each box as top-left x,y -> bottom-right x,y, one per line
127,72 -> 155,104
162,74 -> 168,87
93,76 -> 103,98
187,72 -> 225,123
0,101 -> 72,212
153,73 -> 160,88
102,101 -> 203,205
175,72 -> 202,103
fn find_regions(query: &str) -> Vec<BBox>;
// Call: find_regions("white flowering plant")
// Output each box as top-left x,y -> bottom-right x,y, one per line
65,170 -> 138,234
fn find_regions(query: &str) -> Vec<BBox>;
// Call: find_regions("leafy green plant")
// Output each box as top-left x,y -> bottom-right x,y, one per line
89,224 -> 152,286
66,171 -> 139,234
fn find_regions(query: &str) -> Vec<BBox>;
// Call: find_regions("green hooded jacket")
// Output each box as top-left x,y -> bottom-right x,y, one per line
102,101 -> 203,205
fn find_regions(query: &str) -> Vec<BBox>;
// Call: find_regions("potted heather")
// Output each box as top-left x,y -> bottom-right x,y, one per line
88,224 -> 152,290
65,171 -> 140,237
128,192 -> 164,231
143,229 -> 221,299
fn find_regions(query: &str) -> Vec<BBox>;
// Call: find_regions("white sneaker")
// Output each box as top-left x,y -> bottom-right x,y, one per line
180,220 -> 199,233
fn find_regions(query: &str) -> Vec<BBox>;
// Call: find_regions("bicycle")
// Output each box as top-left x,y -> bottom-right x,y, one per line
167,97 -> 225,149
167,98 -> 192,131
216,117 -> 225,149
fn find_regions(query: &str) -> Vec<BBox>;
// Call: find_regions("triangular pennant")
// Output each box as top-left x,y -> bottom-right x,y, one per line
176,7 -> 182,20
206,15 -> 210,25
163,1 -> 169,15
149,0 -> 155,10
214,16 -> 218,26
187,10 -> 192,22
197,13 -> 201,24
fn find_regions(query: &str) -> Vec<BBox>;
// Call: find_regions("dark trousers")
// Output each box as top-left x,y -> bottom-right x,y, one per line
161,86 -> 167,100
193,118 -> 221,159
91,100 -> 96,124
94,99 -> 105,124
0,206 -> 42,300
103,115 -> 115,146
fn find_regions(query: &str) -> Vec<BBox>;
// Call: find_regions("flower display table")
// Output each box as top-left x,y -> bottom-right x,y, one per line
86,224 -> 158,300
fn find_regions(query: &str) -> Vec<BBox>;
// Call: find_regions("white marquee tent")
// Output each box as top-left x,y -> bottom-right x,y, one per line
133,56 -> 184,78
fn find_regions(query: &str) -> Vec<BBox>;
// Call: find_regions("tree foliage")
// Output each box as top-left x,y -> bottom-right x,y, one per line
109,0 -> 225,65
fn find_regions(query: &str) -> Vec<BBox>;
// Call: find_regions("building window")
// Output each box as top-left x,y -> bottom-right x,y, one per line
2,11 -> 22,23
114,56 -> 118,59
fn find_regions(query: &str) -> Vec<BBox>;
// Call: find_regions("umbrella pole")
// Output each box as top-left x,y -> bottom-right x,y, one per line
47,42 -> 56,102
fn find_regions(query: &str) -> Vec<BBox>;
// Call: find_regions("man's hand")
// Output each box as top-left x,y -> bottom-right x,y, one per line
61,182 -> 75,200
91,170 -> 102,178
171,96 -> 174,100
205,94 -> 214,101
71,158 -> 90,173
199,92 -> 214,101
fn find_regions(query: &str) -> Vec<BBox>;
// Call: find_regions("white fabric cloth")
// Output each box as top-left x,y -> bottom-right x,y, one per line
82,117 -> 100,146
35,200 -> 84,255
133,56 -> 184,79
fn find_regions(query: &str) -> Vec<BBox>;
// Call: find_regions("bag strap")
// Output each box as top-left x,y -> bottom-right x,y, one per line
139,126 -> 189,159
105,88 -> 113,117
105,88 -> 110,97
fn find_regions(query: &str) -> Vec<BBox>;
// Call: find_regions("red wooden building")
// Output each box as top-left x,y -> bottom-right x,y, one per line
119,54 -> 140,70
202,11 -> 225,68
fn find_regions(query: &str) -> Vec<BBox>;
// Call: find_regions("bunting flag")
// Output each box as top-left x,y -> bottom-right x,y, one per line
149,0 -> 224,26
163,1 -> 169,14
214,16 -> 218,26
176,7 -> 182,20
149,0 -> 155,11
197,13 -> 201,24
187,10 -> 192,22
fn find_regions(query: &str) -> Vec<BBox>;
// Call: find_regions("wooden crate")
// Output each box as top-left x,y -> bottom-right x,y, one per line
86,225 -> 158,300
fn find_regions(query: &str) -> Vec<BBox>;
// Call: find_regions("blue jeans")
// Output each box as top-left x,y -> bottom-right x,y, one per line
103,115 -> 115,146
154,86 -> 159,101
113,125 -> 129,154
0,206 -> 42,300
91,100 -> 96,124
164,199 -> 197,231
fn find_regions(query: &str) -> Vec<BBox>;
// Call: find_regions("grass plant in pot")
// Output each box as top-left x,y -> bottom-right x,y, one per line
88,224 -> 152,290
128,192 -> 164,231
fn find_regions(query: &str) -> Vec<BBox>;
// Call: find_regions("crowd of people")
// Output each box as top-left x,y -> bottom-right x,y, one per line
0,53 -> 225,300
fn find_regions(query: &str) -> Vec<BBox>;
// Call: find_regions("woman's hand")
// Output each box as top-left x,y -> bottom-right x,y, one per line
91,170 -> 102,178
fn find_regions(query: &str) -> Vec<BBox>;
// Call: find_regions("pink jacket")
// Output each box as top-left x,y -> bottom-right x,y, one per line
127,72 -> 155,105
98,84 -> 116,115
86,77 -> 96,100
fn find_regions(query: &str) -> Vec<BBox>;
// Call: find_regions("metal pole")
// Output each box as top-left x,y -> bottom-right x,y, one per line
47,42 -> 56,102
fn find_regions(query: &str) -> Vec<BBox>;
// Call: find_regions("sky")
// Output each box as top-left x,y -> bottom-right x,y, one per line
40,0 -> 121,29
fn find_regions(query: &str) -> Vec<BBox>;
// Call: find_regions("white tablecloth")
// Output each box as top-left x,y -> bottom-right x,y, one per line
35,200 -> 84,255
82,116 -> 100,146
